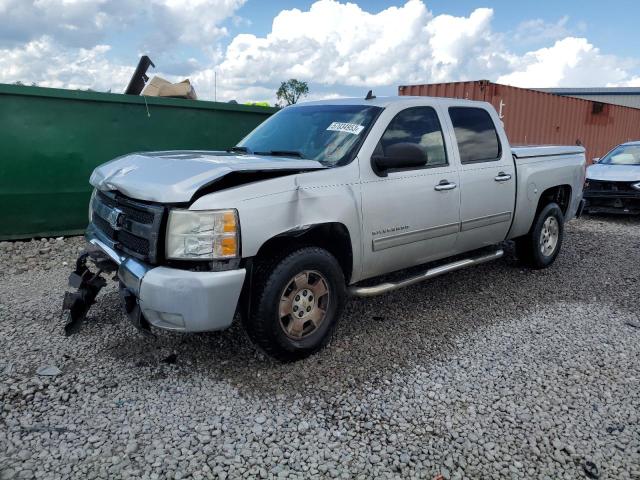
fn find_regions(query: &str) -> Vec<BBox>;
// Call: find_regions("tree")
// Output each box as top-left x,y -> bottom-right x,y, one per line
276,79 -> 309,106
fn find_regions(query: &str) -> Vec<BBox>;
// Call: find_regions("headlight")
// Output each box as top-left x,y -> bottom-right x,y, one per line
88,189 -> 97,222
632,182 -> 640,191
166,209 -> 240,260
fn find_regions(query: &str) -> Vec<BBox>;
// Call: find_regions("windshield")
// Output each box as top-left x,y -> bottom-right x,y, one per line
236,104 -> 382,167
599,144 -> 640,165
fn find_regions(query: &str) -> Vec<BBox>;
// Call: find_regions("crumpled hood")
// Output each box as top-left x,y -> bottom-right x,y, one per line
90,150 -> 325,203
586,163 -> 640,182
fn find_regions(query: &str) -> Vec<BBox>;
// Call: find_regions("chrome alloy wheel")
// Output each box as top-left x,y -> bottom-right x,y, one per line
539,216 -> 559,257
279,270 -> 330,339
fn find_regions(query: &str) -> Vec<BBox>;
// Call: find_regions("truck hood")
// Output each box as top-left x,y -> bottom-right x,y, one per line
90,150 -> 325,203
586,163 -> 640,182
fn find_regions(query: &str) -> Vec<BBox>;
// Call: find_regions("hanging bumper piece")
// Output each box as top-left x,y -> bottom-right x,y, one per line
61,250 -> 115,336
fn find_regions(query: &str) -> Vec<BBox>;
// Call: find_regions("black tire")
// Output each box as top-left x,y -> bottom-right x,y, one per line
515,202 -> 564,269
244,247 -> 346,361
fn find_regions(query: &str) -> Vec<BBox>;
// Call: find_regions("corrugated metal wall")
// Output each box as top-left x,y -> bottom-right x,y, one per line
398,80 -> 640,162
557,94 -> 640,109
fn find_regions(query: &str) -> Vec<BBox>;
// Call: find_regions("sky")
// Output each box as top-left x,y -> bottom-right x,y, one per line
1,0 -> 639,104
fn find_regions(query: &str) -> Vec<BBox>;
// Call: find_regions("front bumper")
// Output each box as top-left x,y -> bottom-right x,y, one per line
583,191 -> 640,215
86,225 -> 246,332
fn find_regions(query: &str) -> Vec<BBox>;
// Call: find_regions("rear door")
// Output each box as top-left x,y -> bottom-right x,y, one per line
445,106 -> 516,252
359,104 -> 461,279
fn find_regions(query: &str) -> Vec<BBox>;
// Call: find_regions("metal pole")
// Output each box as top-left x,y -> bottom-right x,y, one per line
214,71 -> 217,102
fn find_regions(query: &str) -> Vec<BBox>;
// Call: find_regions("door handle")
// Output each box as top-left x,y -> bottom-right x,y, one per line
494,172 -> 512,182
434,180 -> 457,191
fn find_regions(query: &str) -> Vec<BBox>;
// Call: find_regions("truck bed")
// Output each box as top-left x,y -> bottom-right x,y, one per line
507,145 -> 586,240
511,145 -> 585,159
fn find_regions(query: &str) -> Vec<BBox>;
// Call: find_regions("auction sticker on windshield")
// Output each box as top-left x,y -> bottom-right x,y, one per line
326,122 -> 365,135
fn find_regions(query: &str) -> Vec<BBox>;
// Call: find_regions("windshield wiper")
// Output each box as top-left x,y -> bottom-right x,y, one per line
254,150 -> 306,159
228,146 -> 251,154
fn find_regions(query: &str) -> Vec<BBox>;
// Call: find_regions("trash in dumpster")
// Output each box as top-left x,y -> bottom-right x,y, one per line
142,76 -> 197,99
124,55 -> 156,95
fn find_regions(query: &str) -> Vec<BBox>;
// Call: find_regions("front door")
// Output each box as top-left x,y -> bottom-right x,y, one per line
444,105 -> 516,253
360,105 -> 461,280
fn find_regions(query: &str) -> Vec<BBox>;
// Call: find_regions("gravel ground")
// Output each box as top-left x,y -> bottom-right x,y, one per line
1,215 -> 639,480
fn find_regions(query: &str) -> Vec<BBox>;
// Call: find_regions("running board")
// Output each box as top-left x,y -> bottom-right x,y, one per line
349,249 -> 504,297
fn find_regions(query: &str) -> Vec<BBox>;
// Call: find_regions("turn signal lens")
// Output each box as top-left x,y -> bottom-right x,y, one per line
218,236 -> 238,257
222,210 -> 237,232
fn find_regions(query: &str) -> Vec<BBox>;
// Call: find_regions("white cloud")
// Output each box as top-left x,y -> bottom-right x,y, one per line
612,77 -> 640,87
509,16 -> 574,48
219,0 -> 491,87
201,0 -> 640,100
203,0 -> 514,101
424,7 -> 509,82
149,0 -> 246,47
0,0 -> 246,91
497,37 -> 637,87
0,0 -> 138,47
0,36 -> 132,90
2,0 -> 640,102
0,0 -> 246,49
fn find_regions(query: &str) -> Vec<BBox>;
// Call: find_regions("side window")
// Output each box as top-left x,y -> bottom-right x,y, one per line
449,107 -> 501,163
377,107 -> 447,167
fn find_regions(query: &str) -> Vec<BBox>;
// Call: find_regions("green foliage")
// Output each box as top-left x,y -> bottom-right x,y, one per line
276,79 -> 309,106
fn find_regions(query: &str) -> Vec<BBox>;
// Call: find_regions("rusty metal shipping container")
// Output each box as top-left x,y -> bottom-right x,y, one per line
399,80 -> 640,163
0,84 -> 276,240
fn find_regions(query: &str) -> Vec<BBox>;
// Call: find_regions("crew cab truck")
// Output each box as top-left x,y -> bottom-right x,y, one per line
63,96 -> 586,361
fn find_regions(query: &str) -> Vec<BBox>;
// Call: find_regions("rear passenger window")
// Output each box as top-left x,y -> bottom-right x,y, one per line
449,107 -> 501,163
377,107 -> 447,167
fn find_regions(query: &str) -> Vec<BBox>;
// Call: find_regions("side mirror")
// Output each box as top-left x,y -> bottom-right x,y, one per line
372,143 -> 426,176
592,157 -> 600,163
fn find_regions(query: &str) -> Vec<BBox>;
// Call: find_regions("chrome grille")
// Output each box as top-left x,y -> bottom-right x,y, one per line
91,191 -> 165,263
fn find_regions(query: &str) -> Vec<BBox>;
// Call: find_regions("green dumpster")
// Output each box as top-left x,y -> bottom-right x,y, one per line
0,83 -> 276,240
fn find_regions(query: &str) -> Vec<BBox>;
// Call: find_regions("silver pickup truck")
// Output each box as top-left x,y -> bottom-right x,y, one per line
63,96 -> 586,360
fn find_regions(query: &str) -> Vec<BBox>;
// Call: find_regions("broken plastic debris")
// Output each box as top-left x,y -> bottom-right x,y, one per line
583,460 -> 600,479
161,353 -> 177,364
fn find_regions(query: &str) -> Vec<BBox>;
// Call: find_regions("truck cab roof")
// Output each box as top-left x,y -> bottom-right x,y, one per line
295,95 -> 492,109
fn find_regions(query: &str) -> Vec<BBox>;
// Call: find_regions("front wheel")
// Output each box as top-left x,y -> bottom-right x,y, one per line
244,247 -> 346,361
515,202 -> 564,269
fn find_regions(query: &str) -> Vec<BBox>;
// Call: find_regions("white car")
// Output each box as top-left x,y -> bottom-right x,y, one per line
584,141 -> 640,214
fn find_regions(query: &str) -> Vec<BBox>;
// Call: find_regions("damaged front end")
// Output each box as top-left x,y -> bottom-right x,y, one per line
584,180 -> 640,214
62,228 -> 154,337
62,250 -> 111,336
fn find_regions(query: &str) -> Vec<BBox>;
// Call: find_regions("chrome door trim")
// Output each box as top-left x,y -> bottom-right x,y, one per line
372,222 -> 460,252
460,211 -> 512,232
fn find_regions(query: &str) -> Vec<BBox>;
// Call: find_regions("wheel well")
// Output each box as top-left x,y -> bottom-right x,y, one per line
253,223 -> 353,283
536,185 -> 572,216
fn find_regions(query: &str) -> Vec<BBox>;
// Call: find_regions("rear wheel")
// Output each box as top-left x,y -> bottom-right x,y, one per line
515,202 -> 564,269
245,247 -> 346,361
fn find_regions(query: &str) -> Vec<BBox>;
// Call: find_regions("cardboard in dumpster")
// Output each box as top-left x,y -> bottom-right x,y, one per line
142,76 -> 197,99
